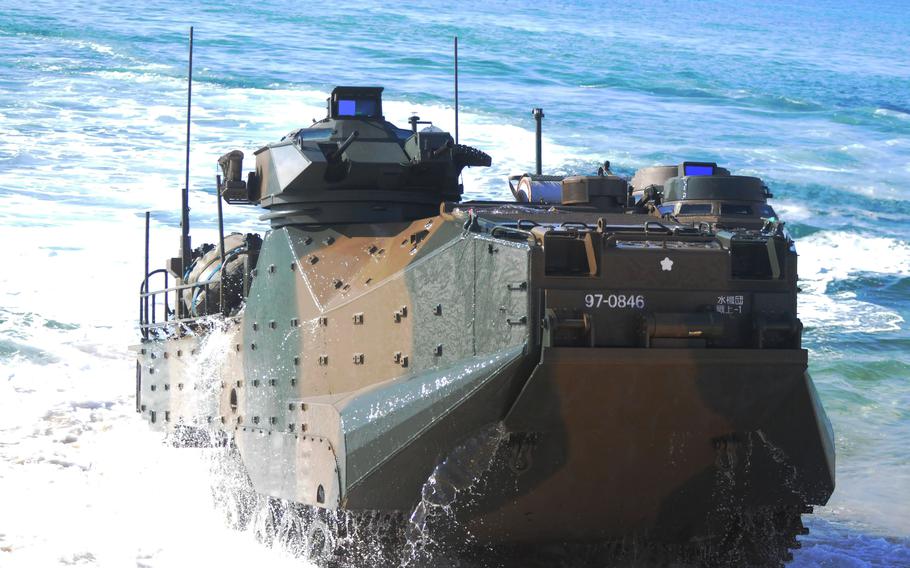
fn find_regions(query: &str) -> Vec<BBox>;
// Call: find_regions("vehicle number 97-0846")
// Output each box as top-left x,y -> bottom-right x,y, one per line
584,293 -> 646,309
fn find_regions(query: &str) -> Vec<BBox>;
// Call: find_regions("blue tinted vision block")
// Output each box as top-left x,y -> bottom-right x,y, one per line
356,99 -> 378,117
337,99 -> 356,116
684,164 -> 715,176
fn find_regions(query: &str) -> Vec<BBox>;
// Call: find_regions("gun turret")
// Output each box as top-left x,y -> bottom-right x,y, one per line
227,86 -> 491,226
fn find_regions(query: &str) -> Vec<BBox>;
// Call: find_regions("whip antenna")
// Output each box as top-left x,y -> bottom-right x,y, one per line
454,36 -> 459,144
180,26 -> 194,274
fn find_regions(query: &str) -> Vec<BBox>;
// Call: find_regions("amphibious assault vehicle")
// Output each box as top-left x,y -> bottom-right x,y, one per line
136,86 -> 834,566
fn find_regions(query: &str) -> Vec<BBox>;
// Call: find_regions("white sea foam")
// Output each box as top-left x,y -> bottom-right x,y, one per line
0,380 -> 311,567
797,231 -> 910,334
771,200 -> 813,223
874,107 -> 910,121
64,39 -> 117,57
0,282 -> 310,567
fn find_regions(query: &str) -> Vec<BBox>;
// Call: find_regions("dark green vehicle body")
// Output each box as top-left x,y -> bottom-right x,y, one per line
136,86 -> 834,558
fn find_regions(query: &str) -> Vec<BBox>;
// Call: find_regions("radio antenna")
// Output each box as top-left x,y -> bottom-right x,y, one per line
454,35 -> 459,144
180,26 -> 194,273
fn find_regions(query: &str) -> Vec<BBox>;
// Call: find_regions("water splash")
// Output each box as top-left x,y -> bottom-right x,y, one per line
163,316 -> 237,447
403,423 -> 506,566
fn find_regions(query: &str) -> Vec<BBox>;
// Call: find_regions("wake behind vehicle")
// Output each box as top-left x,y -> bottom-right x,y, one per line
136,84 -> 834,567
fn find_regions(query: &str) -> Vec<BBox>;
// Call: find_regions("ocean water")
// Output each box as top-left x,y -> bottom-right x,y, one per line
1,0 -> 909,566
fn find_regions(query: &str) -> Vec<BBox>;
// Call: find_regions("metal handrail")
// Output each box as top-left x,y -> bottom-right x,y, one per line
139,269 -> 171,338
139,273 -> 216,337
140,279 -> 214,297
139,246 -> 253,337
139,250 -> 245,299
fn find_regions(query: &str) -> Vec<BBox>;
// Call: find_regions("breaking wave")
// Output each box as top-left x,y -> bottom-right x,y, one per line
797,231 -> 910,336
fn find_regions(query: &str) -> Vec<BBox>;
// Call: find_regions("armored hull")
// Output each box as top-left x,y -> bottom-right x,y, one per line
136,86 -> 834,565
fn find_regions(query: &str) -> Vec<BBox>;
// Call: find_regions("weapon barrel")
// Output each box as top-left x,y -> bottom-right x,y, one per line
328,129 -> 359,161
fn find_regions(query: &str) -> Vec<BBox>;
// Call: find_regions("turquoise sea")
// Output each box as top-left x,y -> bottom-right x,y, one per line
0,0 -> 908,566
